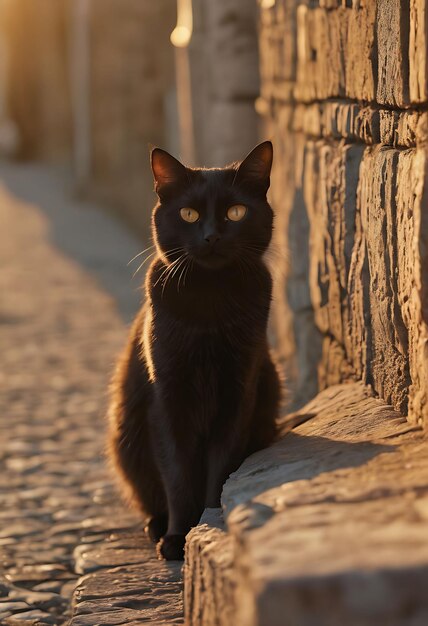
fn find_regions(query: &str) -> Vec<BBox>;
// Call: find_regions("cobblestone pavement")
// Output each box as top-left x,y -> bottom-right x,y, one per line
0,166 -> 183,625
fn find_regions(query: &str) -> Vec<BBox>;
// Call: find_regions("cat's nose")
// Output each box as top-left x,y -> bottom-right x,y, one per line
204,233 -> 220,245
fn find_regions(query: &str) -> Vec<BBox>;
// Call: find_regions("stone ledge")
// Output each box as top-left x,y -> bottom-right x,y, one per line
185,383 -> 428,626
183,509 -> 234,626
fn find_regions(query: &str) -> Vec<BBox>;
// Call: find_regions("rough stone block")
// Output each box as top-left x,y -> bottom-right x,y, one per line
301,138 -> 428,419
260,2 -> 428,416
410,0 -> 428,102
262,1 -> 428,107
303,140 -> 364,345
358,147 -> 411,412
268,93 -> 428,422
184,383 -> 428,625
376,0 -> 410,106
397,149 -> 428,425
184,509 -> 235,626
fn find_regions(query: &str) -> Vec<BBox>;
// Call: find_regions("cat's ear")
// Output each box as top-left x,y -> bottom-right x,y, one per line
234,141 -> 273,191
151,148 -> 188,196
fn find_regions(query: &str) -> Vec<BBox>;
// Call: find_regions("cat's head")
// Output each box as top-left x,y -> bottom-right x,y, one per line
150,142 -> 274,270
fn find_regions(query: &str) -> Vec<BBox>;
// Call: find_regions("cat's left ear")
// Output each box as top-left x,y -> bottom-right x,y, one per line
151,148 -> 189,196
234,141 -> 273,191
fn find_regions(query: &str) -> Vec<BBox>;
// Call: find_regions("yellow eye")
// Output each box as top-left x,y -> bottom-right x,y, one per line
227,204 -> 247,222
180,207 -> 199,223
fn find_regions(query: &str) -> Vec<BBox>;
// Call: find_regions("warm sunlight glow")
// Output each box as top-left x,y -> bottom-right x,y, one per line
170,0 -> 193,48
171,25 -> 192,48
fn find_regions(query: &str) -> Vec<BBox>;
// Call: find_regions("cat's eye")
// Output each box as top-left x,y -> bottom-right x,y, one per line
226,204 -> 247,222
180,207 -> 199,223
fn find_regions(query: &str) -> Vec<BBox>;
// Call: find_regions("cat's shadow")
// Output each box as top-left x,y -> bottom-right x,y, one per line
220,426 -> 395,528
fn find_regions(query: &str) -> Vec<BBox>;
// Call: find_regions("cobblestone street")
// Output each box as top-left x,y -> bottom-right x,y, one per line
0,165 -> 183,625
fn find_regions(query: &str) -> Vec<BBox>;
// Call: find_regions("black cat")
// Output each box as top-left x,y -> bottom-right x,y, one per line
107,141 -> 282,560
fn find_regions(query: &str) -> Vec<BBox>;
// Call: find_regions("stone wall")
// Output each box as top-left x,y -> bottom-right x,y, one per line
260,0 -> 428,425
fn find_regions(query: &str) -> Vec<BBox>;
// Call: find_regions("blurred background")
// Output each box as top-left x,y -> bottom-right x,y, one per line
2,3 -> 428,622
0,0 -> 327,422
3,0 -> 423,419
0,0 -> 262,239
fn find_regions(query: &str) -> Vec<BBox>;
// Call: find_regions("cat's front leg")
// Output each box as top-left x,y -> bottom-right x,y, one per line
158,455 -> 206,559
205,431 -> 248,508
150,403 -> 205,560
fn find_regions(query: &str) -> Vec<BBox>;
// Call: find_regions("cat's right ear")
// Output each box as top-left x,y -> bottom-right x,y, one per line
151,148 -> 189,196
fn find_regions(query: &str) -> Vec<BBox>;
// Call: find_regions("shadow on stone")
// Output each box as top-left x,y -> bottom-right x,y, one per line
224,430 -> 395,514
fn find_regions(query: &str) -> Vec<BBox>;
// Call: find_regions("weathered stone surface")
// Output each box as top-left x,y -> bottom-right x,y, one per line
184,509 -> 235,626
70,531 -> 183,626
185,383 -> 428,625
262,1 -> 428,107
409,0 -> 428,102
301,140 -> 428,421
74,531 -> 152,575
291,102 -> 428,148
2,609 -> 59,624
261,0 -> 428,421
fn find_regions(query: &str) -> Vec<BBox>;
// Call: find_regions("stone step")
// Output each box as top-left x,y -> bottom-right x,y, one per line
184,383 -> 428,626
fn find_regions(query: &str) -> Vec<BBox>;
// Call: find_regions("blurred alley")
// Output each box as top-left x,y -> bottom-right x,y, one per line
0,164 -> 183,624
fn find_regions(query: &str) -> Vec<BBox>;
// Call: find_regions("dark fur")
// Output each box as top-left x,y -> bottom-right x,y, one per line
107,142 -> 282,560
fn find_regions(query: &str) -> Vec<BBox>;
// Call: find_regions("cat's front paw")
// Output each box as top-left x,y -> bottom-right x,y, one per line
146,514 -> 168,544
157,534 -> 185,561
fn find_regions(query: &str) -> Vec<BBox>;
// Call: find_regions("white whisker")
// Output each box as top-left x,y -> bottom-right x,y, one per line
132,251 -> 157,279
127,244 -> 156,266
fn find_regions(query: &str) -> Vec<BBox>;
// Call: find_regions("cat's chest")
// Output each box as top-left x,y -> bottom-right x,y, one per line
148,305 -> 261,387
146,279 -> 269,383
153,314 -> 237,362
152,279 -> 270,331
152,302 -> 263,357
